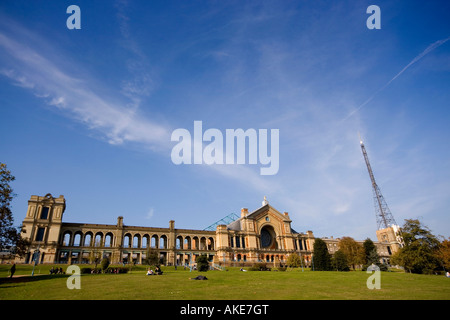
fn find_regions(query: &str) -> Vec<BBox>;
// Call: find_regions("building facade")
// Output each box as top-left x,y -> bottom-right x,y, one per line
17,193 -> 398,267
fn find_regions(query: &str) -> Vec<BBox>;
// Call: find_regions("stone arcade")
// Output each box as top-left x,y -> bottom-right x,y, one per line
16,194 -> 401,267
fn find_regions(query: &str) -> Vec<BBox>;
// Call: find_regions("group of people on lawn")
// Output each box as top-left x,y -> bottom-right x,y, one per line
146,265 -> 163,275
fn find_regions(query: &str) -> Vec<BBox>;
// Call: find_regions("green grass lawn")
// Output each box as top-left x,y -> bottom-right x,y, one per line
1,264 -> 449,300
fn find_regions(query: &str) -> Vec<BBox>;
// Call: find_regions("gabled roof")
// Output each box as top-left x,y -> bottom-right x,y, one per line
227,203 -> 295,232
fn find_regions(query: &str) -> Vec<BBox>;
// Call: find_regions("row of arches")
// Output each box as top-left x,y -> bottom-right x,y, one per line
175,235 -> 214,251
59,230 -> 215,251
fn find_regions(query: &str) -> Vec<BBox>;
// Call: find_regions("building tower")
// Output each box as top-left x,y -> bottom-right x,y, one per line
359,135 -> 404,253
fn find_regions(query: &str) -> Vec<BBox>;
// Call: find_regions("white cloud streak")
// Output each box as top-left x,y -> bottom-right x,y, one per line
342,36 -> 450,122
0,17 -> 278,197
0,27 -> 170,150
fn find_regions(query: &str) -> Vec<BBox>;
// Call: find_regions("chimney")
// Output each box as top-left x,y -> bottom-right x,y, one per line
241,208 -> 248,217
117,216 -> 123,228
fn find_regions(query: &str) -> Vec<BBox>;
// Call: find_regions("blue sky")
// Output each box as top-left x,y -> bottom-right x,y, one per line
1,0 -> 449,241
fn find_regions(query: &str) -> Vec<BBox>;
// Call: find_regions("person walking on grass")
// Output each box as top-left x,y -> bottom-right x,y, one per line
10,263 -> 16,278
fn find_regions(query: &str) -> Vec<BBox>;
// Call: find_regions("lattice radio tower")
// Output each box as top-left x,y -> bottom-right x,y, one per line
359,135 -> 398,230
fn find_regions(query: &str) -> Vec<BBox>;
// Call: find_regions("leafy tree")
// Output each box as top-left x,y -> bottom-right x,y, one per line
286,253 -> 302,268
145,247 -> 160,266
363,238 -> 376,265
391,219 -> 440,274
196,254 -> 209,272
338,237 -> 364,270
312,238 -> 331,271
0,163 -> 29,258
367,249 -> 388,271
361,238 -> 387,271
437,237 -> 450,271
332,250 -> 349,271
89,238 -> 102,268
101,257 -> 110,272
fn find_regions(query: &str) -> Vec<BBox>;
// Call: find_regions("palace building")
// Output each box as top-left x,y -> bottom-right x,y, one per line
16,193 -> 400,267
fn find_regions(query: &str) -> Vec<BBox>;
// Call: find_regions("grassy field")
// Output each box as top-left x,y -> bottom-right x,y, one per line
1,264 -> 449,300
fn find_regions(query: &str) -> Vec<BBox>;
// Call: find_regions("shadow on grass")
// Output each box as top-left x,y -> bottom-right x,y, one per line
0,274 -> 69,286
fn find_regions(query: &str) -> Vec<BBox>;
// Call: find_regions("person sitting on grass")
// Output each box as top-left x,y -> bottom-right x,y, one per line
146,268 -> 154,276
155,265 -> 163,275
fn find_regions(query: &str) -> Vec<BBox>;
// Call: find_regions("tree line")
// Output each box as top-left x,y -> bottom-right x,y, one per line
287,219 -> 450,274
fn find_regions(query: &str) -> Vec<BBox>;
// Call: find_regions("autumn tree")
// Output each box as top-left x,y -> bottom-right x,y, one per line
437,237 -> 450,271
338,237 -> 364,270
286,253 -> 302,268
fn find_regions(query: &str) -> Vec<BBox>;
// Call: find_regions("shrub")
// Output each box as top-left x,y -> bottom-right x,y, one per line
249,263 -> 271,271
105,266 -> 128,273
80,267 -> 102,274
80,266 -> 129,274
196,254 -> 209,272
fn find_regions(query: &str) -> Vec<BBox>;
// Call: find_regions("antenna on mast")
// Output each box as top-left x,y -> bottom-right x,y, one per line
359,134 -> 398,230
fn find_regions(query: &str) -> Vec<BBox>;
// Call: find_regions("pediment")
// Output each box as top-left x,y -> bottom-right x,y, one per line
227,203 -> 292,234
246,204 -> 291,223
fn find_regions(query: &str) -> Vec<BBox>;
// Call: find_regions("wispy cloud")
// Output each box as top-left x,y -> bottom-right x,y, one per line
0,15 -> 279,197
0,22 -> 169,150
145,207 -> 155,220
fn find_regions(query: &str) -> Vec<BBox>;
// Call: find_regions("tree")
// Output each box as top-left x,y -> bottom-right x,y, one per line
101,257 -> 110,272
338,237 -> 364,270
332,250 -> 349,271
362,238 -> 387,271
145,247 -> 160,266
437,237 -> 450,271
196,254 -> 209,272
362,238 -> 376,265
0,163 -> 29,258
312,238 -> 331,271
286,253 -> 302,268
391,219 -> 440,274
89,238 -> 102,268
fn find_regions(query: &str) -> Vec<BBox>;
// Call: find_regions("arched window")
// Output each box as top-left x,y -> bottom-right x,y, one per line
160,235 -> 167,249
62,232 -> 71,246
94,233 -> 103,247
142,235 -> 149,248
208,237 -> 214,251
133,235 -> 140,248
184,237 -> 191,250
84,233 -> 92,247
193,237 -> 199,250
176,236 -> 182,250
151,235 -> 158,248
73,233 -> 82,246
105,233 -> 113,247
123,234 -> 131,248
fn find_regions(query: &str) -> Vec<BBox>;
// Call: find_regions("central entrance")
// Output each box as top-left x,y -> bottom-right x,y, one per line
260,225 -> 277,249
